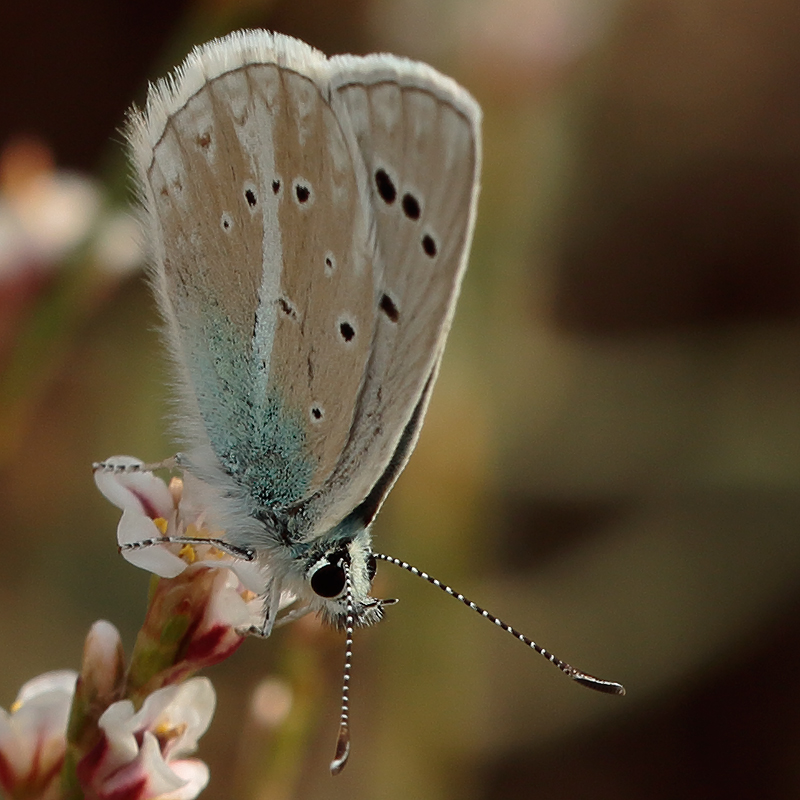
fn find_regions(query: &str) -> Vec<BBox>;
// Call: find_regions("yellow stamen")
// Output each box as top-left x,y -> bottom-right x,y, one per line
154,720 -> 187,744
153,517 -> 168,535
179,544 -> 197,563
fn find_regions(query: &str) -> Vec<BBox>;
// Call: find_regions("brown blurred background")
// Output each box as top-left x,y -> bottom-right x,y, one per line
3,0 -> 800,798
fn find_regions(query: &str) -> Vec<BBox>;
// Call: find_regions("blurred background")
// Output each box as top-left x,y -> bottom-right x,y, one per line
3,0 -> 800,798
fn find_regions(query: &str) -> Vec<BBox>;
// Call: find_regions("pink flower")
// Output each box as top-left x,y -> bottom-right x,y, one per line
94,456 -> 265,597
0,670 -> 77,799
76,677 -> 215,800
0,137 -> 142,283
94,457 -> 287,692
0,137 -> 100,279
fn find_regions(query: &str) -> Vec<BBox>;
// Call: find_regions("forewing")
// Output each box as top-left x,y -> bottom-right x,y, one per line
300,56 -> 482,533
127,32 -> 375,510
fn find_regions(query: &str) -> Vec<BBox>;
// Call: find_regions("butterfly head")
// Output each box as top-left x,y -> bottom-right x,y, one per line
303,532 -> 394,629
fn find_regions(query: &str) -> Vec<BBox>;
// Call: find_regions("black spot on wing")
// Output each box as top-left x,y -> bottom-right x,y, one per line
402,193 -> 420,220
422,234 -> 437,258
379,293 -> 399,322
375,169 -> 396,204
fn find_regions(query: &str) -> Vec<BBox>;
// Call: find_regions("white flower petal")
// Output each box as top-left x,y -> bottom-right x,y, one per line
19,171 -> 100,260
97,700 -> 140,770
129,678 -> 215,755
98,732 -> 186,800
0,671 -> 76,785
159,678 -> 216,756
129,685 -> 180,731
137,732 -> 188,797
0,707 -> 25,780
220,558 -> 267,596
92,211 -> 143,276
199,570 -> 265,632
11,673 -> 76,747
95,458 -> 174,518
205,574 -> 253,630
14,670 -> 77,707
118,508 -> 187,578
159,759 -> 210,800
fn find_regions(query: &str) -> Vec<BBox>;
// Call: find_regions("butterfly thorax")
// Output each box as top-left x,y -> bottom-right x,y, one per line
175,448 -> 384,629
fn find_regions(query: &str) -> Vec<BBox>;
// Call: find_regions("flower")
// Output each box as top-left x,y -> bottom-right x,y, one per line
76,677 -> 215,800
78,621 -> 126,713
0,670 -> 78,799
0,137 -> 142,282
94,457 -> 286,694
65,620 -> 127,765
94,456 -> 265,594
0,137 -> 101,279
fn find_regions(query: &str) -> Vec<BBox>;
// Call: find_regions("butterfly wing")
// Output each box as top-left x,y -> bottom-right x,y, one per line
296,56 -> 482,535
128,31 -> 480,547
127,33 -> 380,528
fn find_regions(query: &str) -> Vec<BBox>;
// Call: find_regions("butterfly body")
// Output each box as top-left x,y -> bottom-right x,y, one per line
127,30 -> 481,634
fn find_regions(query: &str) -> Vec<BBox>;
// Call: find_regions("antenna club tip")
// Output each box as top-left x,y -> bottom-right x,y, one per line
572,672 -> 626,695
330,729 -> 351,775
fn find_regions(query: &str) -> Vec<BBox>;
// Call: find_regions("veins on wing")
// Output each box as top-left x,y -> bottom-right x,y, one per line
307,350 -> 316,382
277,295 -> 298,321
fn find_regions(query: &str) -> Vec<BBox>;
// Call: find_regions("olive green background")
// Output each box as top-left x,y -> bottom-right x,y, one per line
2,1 -> 800,798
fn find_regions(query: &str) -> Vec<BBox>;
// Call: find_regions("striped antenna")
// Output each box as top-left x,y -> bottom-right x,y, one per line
373,553 -> 625,696
330,561 -> 355,775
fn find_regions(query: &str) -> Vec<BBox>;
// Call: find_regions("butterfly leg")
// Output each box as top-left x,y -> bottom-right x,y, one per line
119,535 -> 255,561
94,456 -> 256,561
93,454 -> 181,474
244,579 -> 286,638
273,603 -> 314,628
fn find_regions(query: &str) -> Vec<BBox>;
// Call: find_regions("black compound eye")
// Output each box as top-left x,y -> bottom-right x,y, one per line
310,563 -> 346,598
367,554 -> 377,581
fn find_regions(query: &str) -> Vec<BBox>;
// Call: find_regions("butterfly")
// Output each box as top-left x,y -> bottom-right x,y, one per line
103,29 -> 623,773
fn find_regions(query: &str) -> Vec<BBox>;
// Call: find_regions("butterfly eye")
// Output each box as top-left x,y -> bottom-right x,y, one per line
310,563 -> 347,598
366,554 -> 377,582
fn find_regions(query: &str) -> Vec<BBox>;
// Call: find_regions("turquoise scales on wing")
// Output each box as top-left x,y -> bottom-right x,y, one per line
182,305 -> 316,510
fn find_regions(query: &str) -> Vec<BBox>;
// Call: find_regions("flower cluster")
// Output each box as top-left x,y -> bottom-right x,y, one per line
0,458 -> 279,800
94,456 -> 269,688
0,626 -> 213,800
76,676 -> 215,800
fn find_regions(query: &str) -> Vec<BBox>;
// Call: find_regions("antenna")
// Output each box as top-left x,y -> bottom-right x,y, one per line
373,553 -> 625,696
330,561 -> 355,775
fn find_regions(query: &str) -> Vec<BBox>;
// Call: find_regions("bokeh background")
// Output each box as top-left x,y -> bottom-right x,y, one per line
3,0 -> 800,798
